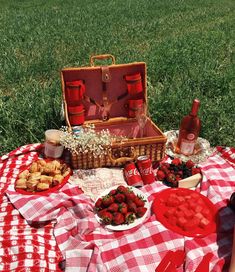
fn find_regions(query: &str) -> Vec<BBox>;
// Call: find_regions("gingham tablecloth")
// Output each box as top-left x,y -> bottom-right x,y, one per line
1,144 -> 235,271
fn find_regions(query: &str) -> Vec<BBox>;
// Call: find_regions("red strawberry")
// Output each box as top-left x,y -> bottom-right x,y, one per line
156,169 -> 166,181
117,185 -> 128,194
136,207 -> 147,218
114,193 -> 126,203
185,160 -> 195,169
97,208 -> 107,218
160,163 -> 170,173
127,200 -> 137,213
166,173 -> 178,187
119,202 -> 128,214
109,189 -> 117,196
192,167 -> 201,175
124,190 -> 136,201
175,175 -> 182,182
95,198 -> 103,210
102,195 -> 114,207
166,173 -> 176,183
112,212 -> 125,225
107,203 -> 119,212
125,212 -> 136,224
171,158 -> 182,166
99,211 -> 113,225
133,196 -> 145,207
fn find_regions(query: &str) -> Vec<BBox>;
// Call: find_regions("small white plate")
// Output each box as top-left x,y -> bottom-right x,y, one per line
94,186 -> 151,231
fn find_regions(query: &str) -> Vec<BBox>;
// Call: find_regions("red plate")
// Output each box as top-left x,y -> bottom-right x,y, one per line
152,188 -> 218,237
15,159 -> 71,196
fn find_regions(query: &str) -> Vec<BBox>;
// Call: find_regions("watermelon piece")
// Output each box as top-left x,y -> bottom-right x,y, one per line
183,217 -> 200,231
164,207 -> 177,218
196,198 -> 205,206
177,216 -> 188,228
194,212 -> 204,220
169,193 -> 178,199
199,217 -> 210,229
178,203 -> 189,212
185,195 -> 192,201
166,197 -> 180,207
175,210 -> 185,218
188,201 -> 197,210
177,196 -> 185,204
194,205 -> 204,213
201,207 -> 211,219
183,209 -> 194,219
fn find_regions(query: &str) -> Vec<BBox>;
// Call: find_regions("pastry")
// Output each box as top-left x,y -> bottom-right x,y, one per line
18,170 -> 29,179
15,178 -> 27,189
37,182 -> 50,191
26,179 -> 39,190
40,175 -> 53,185
53,174 -> 64,185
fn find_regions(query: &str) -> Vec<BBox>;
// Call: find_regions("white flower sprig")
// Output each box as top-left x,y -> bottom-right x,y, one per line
60,124 -> 126,158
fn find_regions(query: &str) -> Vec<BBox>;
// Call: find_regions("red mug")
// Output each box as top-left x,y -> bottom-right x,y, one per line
68,104 -> 85,125
128,99 -> 144,118
65,80 -> 85,106
125,73 -> 143,96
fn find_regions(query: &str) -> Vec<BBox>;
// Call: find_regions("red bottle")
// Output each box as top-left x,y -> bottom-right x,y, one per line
176,99 -> 201,156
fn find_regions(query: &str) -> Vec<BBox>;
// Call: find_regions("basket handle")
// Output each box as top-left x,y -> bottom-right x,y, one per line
90,54 -> 116,67
108,147 -> 137,165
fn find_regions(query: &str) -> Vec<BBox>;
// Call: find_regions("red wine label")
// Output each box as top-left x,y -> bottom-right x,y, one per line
180,139 -> 195,155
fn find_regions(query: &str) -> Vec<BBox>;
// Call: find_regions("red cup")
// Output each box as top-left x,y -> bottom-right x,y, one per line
125,73 -> 143,95
68,104 -> 85,125
128,99 -> 144,118
65,80 -> 85,106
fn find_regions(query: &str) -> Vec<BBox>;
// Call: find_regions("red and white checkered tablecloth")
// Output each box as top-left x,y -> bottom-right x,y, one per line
1,144 -> 235,272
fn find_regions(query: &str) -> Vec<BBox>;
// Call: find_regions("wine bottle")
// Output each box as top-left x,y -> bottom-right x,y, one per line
176,99 -> 201,156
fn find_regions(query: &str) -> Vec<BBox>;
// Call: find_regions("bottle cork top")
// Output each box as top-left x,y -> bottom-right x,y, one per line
190,99 -> 200,116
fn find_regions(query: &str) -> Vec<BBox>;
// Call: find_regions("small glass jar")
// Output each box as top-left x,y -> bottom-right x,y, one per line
44,129 -> 64,159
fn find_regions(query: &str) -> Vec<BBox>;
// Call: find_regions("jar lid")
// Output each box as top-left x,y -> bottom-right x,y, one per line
45,129 -> 62,144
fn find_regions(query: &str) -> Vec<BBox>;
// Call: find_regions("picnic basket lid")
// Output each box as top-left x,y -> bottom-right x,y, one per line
61,54 -> 148,126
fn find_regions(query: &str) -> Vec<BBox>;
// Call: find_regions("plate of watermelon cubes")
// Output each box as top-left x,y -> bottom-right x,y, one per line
152,188 -> 218,237
94,185 -> 150,231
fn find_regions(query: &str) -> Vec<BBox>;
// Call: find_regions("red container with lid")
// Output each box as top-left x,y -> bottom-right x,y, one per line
65,80 -> 85,106
125,73 -> 143,96
68,104 -> 85,125
137,155 -> 155,184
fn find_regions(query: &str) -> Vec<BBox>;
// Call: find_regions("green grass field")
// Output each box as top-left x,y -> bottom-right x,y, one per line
0,0 -> 234,156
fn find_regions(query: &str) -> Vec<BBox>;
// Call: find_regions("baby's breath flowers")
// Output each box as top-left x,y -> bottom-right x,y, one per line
60,125 -> 126,158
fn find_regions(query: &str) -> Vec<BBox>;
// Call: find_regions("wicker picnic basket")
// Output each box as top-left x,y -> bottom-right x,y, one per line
61,54 -> 167,169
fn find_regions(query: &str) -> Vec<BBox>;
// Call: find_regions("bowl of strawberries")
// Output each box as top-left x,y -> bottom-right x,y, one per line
156,158 -> 202,188
94,185 -> 150,231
